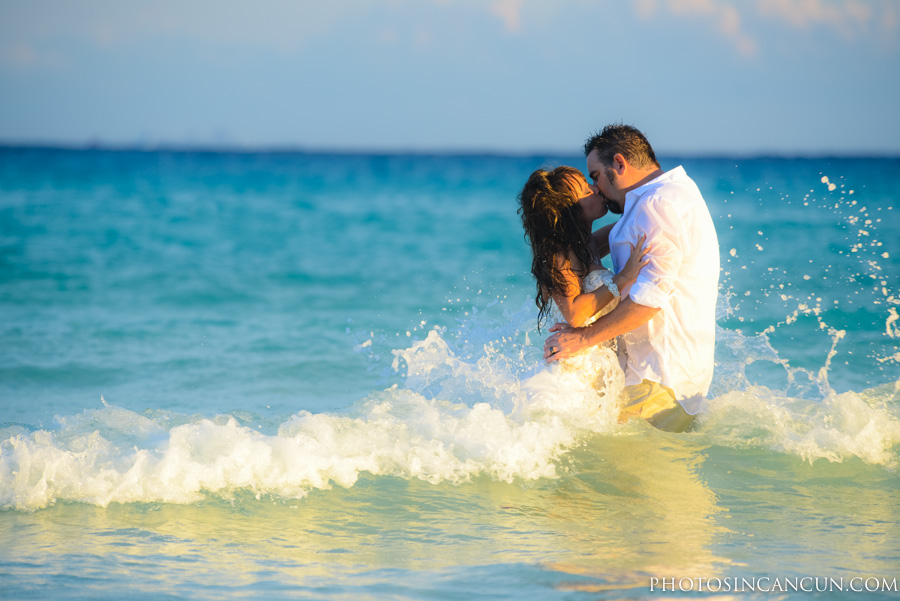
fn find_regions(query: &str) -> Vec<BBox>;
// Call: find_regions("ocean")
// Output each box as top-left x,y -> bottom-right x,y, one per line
1,147 -> 898,600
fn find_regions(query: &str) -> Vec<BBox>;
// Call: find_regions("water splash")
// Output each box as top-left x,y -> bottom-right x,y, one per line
3,293 -> 899,512
720,170 -> 898,382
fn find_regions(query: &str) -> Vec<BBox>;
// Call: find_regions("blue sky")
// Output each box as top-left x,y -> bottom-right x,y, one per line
1,0 -> 898,154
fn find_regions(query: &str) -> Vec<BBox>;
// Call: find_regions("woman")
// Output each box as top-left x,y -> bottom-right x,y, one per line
517,166 -> 649,412
518,166 -> 648,331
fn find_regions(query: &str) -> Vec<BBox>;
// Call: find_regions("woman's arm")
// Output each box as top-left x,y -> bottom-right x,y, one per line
550,235 -> 649,327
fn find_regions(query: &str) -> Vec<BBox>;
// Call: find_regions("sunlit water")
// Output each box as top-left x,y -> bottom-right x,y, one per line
1,148 -> 898,600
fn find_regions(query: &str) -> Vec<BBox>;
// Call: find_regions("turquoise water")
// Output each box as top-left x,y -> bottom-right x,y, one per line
1,148 -> 898,599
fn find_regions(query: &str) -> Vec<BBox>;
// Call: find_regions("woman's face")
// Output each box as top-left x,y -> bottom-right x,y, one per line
567,174 -> 608,222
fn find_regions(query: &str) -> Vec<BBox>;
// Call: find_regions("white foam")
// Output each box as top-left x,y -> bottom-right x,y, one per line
1,391 -> 586,511
2,298 -> 898,512
1,305 -> 622,511
698,384 -> 900,466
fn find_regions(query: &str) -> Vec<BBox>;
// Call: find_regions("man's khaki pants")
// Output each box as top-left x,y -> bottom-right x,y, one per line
618,380 -> 695,433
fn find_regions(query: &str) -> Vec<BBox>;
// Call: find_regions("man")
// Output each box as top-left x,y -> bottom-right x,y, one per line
544,124 -> 719,432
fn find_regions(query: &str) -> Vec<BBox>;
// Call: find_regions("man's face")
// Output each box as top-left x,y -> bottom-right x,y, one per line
586,149 -> 625,214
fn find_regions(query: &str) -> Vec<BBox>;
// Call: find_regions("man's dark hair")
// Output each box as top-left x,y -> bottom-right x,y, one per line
583,123 -> 660,169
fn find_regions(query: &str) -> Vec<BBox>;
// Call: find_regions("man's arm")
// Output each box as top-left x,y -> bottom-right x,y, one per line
543,297 -> 660,361
544,194 -> 682,362
552,235 -> 649,326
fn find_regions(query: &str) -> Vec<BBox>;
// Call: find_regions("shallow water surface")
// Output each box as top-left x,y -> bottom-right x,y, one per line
1,149 -> 898,599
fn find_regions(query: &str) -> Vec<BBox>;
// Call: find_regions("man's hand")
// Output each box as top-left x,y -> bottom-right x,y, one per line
544,299 -> 661,363
543,323 -> 590,362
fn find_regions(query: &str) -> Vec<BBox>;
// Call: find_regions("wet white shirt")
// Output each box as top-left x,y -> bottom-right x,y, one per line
608,166 -> 719,414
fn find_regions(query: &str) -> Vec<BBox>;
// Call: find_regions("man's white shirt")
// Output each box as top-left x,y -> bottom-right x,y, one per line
608,166 -> 719,414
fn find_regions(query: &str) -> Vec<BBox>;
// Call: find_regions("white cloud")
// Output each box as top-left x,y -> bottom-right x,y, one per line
633,0 -> 895,56
758,0 -> 858,28
757,0 -> 877,38
636,0 -> 757,55
490,0 -> 523,33
633,0 -> 659,19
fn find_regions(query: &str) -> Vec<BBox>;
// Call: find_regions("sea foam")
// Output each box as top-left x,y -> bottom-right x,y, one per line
1,307 -> 616,511
2,300 -> 899,512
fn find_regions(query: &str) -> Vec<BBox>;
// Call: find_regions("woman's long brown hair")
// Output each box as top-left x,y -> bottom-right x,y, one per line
517,166 -> 592,329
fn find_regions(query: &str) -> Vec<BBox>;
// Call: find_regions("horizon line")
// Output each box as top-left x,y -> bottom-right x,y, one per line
1,140 -> 898,160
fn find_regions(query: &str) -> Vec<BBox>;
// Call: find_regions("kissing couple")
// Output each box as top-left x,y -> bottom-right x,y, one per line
518,124 -> 720,433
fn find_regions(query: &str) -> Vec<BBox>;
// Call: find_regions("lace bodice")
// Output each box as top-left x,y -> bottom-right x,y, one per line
545,267 -> 619,328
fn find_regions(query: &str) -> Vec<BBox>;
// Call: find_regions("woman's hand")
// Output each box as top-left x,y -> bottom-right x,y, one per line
617,234 -> 650,287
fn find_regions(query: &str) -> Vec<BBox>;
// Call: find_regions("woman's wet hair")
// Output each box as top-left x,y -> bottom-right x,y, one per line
517,166 -> 592,328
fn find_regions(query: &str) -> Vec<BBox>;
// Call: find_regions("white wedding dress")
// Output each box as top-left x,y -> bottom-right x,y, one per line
521,266 -> 626,417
